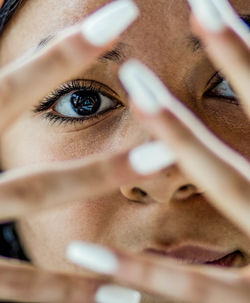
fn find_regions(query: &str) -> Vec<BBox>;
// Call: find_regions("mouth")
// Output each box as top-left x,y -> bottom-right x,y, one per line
204,251 -> 243,267
145,246 -> 244,268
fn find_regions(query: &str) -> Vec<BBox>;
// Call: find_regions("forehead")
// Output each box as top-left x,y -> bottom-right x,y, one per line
1,0 -> 190,60
0,0 -> 249,75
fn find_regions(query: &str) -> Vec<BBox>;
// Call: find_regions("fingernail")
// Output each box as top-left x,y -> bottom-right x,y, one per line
119,59 -> 174,115
187,0 -> 226,32
211,0 -> 250,43
66,242 -> 119,274
82,0 -> 139,46
96,284 -> 141,303
129,141 -> 176,175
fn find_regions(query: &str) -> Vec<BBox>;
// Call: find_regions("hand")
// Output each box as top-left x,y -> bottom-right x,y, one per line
65,1 -> 250,303
0,1 -> 145,302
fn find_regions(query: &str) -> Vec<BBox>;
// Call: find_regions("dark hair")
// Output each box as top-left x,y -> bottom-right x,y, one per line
0,0 -> 24,35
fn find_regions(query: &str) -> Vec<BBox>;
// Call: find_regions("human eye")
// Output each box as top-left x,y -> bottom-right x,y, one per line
33,80 -> 123,125
204,72 -> 238,105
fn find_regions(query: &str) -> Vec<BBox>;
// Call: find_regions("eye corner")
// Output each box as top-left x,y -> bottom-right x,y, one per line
203,72 -> 239,106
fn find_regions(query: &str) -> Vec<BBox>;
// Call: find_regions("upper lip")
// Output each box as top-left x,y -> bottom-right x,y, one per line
145,245 -> 237,264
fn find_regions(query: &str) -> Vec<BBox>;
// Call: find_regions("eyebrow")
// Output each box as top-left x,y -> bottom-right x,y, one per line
37,34 -> 128,64
188,14 -> 250,52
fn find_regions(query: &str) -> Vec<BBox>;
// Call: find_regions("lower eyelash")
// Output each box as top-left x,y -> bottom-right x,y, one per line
43,104 -> 122,126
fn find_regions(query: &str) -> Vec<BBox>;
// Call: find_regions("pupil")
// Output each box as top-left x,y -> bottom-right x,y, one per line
70,90 -> 101,116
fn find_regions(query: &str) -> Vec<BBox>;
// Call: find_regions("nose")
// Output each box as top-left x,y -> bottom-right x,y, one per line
120,166 -> 201,204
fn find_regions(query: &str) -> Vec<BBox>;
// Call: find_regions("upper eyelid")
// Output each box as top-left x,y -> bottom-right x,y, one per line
33,79 -> 122,113
205,71 -> 222,89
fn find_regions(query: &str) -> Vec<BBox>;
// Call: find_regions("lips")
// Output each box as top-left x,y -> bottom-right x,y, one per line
145,245 -> 243,267
205,251 -> 243,267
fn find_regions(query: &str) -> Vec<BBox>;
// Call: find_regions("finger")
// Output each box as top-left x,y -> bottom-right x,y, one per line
67,242 -> 250,303
0,0 -> 139,132
187,0 -> 250,117
0,140 -> 173,220
119,60 -> 250,237
0,256 -> 107,303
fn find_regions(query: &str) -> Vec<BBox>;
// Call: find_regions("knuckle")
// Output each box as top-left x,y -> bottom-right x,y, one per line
9,176 -> 44,206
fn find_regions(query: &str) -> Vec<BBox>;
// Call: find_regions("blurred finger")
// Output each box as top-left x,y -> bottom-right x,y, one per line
0,256 -> 140,303
119,60 -> 250,237
187,0 -> 250,116
67,242 -> 250,303
0,257 -> 97,302
0,141 -> 174,220
0,0 -> 139,132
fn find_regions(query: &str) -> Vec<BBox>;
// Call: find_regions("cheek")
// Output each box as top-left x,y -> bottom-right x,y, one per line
196,102 -> 250,160
17,194 -> 149,272
1,110 -> 148,169
18,197 -> 118,271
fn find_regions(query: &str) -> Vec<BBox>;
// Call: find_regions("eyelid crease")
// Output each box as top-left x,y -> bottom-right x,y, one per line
205,71 -> 221,89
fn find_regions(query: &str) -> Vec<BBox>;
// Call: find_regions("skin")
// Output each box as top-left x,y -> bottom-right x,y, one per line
0,0 -> 250,302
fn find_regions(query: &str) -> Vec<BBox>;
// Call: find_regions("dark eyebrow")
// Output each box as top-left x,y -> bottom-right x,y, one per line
188,14 -> 250,52
37,34 -> 128,64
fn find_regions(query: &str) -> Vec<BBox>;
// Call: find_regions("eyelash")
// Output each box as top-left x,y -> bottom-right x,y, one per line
204,72 -> 238,105
33,80 -> 123,125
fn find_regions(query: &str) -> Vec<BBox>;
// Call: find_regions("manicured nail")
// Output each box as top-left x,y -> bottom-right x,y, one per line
96,284 -> 141,303
211,0 -> 250,43
82,0 -> 139,46
187,0 -> 226,32
66,242 -> 119,274
129,141 -> 176,175
119,59 -> 174,115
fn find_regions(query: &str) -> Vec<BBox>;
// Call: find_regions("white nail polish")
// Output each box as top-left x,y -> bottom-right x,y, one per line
129,141 -> 176,175
66,242 -> 119,274
119,59 -> 174,115
81,0 -> 139,46
187,0 -> 226,32
211,0 -> 250,43
96,285 -> 141,303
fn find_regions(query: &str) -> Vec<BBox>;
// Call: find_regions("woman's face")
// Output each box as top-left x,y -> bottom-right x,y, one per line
1,0 -> 250,300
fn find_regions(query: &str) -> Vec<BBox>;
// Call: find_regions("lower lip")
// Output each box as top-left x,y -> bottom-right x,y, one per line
205,251 -> 243,267
145,250 -> 243,267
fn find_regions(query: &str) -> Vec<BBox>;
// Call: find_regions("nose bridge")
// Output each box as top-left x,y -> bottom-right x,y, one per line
120,165 -> 200,204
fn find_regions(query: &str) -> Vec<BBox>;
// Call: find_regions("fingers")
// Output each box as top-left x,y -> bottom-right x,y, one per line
0,147 -> 137,220
0,0 -> 139,132
187,0 -> 250,117
67,242 -> 250,303
0,140 -> 172,220
119,60 -> 250,237
0,256 -> 141,303
0,256 -> 108,302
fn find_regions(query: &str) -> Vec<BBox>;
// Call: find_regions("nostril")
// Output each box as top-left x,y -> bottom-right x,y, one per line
131,187 -> 148,198
174,184 -> 197,200
179,185 -> 194,192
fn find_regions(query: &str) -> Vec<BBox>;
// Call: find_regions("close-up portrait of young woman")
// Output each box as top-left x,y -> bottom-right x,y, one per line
0,0 -> 250,302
